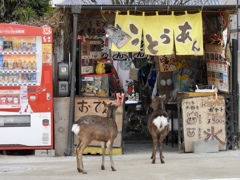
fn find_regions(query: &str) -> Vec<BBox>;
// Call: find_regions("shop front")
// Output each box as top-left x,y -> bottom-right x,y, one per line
54,2 -> 239,155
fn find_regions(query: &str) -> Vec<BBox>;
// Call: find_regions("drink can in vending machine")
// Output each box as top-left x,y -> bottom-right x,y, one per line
22,42 -> 27,51
0,95 -> 6,104
13,95 -> 19,104
0,55 -> 3,70
0,37 -> 3,51
31,42 -> 36,51
7,95 -> 13,104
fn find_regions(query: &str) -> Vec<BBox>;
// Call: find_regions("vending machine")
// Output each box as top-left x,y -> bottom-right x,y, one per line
0,24 -> 53,150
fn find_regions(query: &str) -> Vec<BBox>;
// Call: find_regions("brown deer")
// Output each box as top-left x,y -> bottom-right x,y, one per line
72,101 -> 120,174
148,94 -> 169,164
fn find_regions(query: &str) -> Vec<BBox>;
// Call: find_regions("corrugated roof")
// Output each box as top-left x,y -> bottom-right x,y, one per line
54,0 -> 222,6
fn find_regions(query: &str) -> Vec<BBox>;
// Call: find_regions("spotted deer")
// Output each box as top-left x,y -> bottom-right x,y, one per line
148,94 -> 170,164
72,101 -> 120,174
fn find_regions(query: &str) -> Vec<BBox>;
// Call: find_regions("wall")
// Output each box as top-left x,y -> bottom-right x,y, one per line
54,97 -> 70,156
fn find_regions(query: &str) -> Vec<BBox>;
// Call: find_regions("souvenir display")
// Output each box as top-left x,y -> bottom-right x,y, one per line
80,39 -> 102,74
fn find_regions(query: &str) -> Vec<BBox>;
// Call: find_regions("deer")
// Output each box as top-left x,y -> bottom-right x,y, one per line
71,101 -> 120,174
147,94 -> 170,164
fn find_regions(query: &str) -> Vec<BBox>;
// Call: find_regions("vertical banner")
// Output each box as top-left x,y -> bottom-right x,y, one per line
143,12 -> 174,56
42,25 -> 53,65
174,11 -> 203,55
42,44 -> 52,65
112,11 -> 143,52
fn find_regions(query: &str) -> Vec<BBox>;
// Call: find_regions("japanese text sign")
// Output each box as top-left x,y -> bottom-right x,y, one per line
143,12 -> 174,56
112,11 -> 143,52
182,96 -> 226,152
173,11 -> 203,55
112,11 -> 203,56
74,97 -> 122,121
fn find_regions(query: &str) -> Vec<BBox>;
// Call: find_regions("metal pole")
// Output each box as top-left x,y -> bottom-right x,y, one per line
64,6 -> 81,156
232,39 -> 239,150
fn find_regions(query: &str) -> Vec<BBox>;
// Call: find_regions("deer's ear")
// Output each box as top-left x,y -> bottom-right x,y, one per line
103,101 -> 108,108
162,94 -> 166,100
115,104 -> 122,110
114,104 -> 120,111
152,95 -> 156,101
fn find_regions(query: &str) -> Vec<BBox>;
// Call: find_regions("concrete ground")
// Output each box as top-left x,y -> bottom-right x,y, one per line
1,143 -> 240,180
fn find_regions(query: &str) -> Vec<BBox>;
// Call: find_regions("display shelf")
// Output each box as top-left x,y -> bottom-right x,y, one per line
0,70 -> 38,86
0,83 -> 39,86
0,51 -> 37,55
0,70 -> 38,73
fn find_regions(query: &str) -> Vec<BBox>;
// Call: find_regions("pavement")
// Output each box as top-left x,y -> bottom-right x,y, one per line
1,142 -> 240,180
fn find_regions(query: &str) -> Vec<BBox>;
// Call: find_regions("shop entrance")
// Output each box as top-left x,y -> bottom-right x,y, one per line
55,5 -> 239,154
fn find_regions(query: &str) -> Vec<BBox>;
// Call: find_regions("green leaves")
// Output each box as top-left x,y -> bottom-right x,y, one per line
12,6 -> 37,22
0,0 -> 51,23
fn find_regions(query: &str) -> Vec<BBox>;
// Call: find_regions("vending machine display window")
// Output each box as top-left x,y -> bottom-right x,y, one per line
0,36 -> 42,86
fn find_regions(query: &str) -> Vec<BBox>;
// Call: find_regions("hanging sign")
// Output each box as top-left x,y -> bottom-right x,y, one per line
111,52 -> 129,61
143,12 -> 174,56
173,11 -> 204,55
104,24 -> 131,49
111,11 -> 203,56
112,11 -> 143,52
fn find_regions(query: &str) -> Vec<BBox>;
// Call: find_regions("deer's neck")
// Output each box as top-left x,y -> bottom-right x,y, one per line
159,101 -> 165,111
107,107 -> 115,119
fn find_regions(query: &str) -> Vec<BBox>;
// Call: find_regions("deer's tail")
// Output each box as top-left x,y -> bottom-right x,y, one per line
72,124 -> 80,135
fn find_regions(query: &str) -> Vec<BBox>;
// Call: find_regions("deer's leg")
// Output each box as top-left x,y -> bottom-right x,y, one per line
151,137 -> 158,164
101,141 -> 106,170
151,144 -> 154,159
159,137 -> 165,164
76,143 -> 80,172
77,140 -> 90,174
107,140 -> 116,171
159,125 -> 169,164
151,150 -> 153,159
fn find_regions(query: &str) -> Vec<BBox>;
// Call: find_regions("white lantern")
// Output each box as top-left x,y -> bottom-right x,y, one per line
166,78 -> 172,86
160,79 -> 166,86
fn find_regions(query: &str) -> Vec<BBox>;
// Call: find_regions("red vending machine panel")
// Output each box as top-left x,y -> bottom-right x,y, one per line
0,24 -> 53,150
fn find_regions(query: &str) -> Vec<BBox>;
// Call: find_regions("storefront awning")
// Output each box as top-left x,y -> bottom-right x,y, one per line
55,4 -> 239,11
